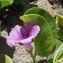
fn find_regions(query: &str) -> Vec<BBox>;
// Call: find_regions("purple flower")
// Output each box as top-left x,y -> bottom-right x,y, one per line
6,22 -> 40,50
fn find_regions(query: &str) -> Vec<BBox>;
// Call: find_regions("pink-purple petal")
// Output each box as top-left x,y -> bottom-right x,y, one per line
24,22 -> 35,31
24,43 -> 32,50
23,22 -> 35,37
6,25 -> 23,47
20,26 -> 27,39
7,39 -> 17,47
6,23 -> 40,50
29,25 -> 40,38
19,25 -> 40,44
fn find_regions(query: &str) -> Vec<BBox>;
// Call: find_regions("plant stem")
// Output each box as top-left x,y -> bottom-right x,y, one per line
34,52 -> 37,63
53,43 -> 63,63
29,52 -> 37,63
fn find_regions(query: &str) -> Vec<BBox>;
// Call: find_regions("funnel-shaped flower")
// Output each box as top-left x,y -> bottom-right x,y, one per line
6,22 -> 40,50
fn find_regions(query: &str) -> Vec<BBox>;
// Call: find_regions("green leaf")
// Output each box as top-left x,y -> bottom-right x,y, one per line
56,14 -> 63,28
0,53 -> 13,63
24,7 -> 57,39
45,40 -> 62,63
53,40 -> 63,62
45,59 -> 53,63
55,58 -> 63,63
53,40 -> 62,51
20,14 -> 55,56
55,43 -> 63,62
50,40 -> 63,62
57,29 -> 63,41
0,0 -> 13,8
13,0 -> 22,5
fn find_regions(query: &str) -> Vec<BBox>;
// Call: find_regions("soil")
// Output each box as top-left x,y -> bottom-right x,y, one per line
0,0 -> 63,63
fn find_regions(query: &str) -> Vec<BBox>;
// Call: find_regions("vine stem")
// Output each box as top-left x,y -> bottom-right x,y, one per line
53,43 -> 63,63
29,52 -> 37,63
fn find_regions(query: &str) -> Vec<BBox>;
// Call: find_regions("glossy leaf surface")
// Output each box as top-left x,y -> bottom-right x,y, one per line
46,40 -> 63,63
56,14 -> 63,28
57,29 -> 63,41
0,0 -> 13,8
0,53 -> 13,63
